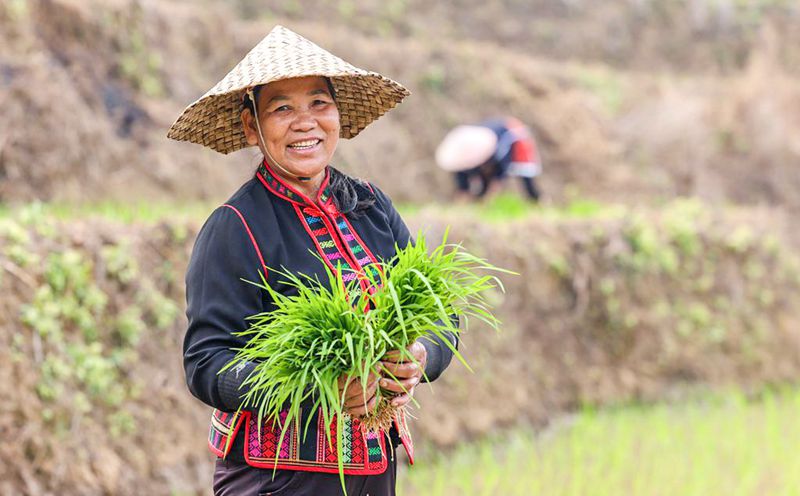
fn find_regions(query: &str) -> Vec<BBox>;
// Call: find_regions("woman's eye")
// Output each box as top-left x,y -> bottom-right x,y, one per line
272,105 -> 291,112
313,99 -> 330,106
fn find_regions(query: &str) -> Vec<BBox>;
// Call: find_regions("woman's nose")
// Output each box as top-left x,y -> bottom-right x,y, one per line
290,108 -> 316,132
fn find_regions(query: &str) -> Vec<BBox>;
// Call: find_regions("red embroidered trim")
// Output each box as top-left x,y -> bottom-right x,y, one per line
316,212 -> 369,291
243,458 -> 388,476
256,172 -> 298,205
394,410 -> 414,465
256,161 -> 331,206
208,409 -> 246,458
294,205 -> 339,275
295,204 -> 372,298
242,411 -> 388,475
221,204 -> 268,277
339,214 -> 381,268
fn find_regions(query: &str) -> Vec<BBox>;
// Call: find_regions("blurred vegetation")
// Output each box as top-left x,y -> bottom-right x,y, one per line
3,205 -> 181,444
0,201 -> 216,224
0,195 -> 617,224
400,387 -> 800,495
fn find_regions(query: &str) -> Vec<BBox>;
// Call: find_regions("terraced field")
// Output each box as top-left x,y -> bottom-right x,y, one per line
400,388 -> 800,495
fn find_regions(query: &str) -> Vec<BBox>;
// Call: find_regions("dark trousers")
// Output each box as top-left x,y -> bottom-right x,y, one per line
213,456 -> 398,496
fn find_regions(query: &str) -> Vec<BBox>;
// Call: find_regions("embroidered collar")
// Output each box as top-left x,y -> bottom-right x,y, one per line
257,160 -> 332,206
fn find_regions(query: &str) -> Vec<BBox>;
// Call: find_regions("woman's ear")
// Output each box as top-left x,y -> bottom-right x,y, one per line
241,109 -> 259,146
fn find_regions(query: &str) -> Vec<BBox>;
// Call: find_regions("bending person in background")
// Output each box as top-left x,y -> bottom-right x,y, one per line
436,117 -> 542,201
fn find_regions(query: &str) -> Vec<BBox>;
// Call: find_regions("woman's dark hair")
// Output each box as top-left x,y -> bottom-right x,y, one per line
327,166 -> 376,217
243,78 -> 375,216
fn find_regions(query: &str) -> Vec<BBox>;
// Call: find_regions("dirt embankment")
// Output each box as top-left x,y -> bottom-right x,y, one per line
3,0 -> 800,208
0,0 -> 625,205
234,0 -> 800,75
0,0 -> 253,203
3,204 -> 800,494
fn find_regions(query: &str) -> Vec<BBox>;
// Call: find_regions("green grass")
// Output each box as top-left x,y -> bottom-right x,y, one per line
396,194 -> 623,223
0,201 -> 215,224
399,388 -> 800,495
0,195 -> 622,225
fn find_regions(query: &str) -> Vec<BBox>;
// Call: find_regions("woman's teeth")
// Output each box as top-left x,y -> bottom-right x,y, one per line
288,139 -> 320,150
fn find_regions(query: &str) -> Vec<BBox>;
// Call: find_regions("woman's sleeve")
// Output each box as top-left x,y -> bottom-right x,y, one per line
183,206 -> 264,411
371,185 -> 459,383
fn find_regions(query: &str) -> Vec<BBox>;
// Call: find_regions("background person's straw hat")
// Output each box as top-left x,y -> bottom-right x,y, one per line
435,125 -> 498,172
167,25 -> 410,155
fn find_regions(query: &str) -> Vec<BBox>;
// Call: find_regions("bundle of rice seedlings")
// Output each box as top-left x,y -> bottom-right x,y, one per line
359,231 -> 505,430
221,232 -> 508,486
219,263 -> 373,474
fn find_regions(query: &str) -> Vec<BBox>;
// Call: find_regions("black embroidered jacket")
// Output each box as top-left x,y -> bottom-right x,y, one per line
184,162 -> 455,473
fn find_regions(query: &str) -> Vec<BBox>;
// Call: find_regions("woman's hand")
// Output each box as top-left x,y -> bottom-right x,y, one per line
338,370 -> 380,417
379,340 -> 427,408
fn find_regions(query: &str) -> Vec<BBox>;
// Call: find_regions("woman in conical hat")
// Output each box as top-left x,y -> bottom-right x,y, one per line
171,26 -> 457,495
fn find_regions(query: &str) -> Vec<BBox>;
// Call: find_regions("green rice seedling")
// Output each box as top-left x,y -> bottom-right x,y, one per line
220,262 -> 371,484
221,232 -> 509,490
400,388 -> 800,495
360,231 -> 509,430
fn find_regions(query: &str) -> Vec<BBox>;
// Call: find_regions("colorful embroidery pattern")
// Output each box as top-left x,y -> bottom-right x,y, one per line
236,407 -> 385,474
300,206 -> 363,292
257,162 -> 374,296
208,409 -> 244,457
258,162 -> 332,204
365,429 -> 383,464
305,211 -> 350,267
331,213 -> 382,284
319,415 -> 374,467
246,409 -> 297,460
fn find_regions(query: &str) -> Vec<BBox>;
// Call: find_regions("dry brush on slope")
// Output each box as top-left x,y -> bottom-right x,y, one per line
4,0 -> 800,209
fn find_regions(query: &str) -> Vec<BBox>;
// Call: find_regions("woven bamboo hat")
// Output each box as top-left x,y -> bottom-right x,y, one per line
435,125 -> 498,172
167,25 -> 410,154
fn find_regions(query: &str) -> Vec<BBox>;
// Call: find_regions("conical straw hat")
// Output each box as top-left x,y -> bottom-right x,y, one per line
435,125 -> 498,172
167,25 -> 410,154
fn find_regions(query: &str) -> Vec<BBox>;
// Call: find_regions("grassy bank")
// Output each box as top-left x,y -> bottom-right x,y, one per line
400,388 -> 800,495
0,194 -> 620,224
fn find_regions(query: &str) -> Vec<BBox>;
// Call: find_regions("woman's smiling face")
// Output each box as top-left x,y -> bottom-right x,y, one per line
243,76 -> 340,186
